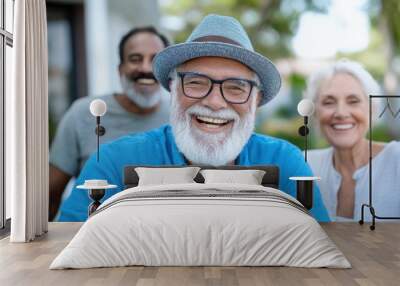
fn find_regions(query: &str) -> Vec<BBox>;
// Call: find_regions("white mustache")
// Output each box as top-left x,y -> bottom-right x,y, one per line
169,85 -> 257,166
186,104 -> 240,122
120,75 -> 161,108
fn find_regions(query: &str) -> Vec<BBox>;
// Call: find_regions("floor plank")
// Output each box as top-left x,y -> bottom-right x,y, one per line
0,222 -> 399,286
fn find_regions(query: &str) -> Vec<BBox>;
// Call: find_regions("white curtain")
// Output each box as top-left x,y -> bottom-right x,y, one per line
7,0 -> 49,242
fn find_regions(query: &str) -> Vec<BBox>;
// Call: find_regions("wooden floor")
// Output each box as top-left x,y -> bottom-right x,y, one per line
1,222 -> 400,286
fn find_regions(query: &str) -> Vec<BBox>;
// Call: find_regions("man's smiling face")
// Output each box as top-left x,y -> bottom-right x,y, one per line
177,57 -> 259,133
119,31 -> 166,108
169,57 -> 261,165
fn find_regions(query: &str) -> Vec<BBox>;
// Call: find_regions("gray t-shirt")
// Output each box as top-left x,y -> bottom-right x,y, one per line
50,93 -> 170,176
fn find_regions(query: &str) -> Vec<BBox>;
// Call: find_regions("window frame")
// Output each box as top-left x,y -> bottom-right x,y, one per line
0,0 -> 14,235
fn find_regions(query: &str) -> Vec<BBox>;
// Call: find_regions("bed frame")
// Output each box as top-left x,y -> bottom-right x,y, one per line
123,165 -> 280,189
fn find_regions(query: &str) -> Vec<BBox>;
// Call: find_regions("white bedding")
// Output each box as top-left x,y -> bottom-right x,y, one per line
50,183 -> 350,269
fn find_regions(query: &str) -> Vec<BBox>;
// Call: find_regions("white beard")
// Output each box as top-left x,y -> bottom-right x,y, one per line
170,88 -> 257,166
120,75 -> 161,109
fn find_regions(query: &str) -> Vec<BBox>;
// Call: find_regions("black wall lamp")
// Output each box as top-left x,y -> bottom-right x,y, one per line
289,99 -> 319,211
297,99 -> 315,162
89,99 -> 107,162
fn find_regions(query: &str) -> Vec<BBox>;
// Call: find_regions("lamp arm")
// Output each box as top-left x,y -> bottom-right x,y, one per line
96,116 -> 100,162
305,125 -> 308,163
305,116 -> 309,163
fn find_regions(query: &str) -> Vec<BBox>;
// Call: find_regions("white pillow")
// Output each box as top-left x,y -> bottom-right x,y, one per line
200,169 -> 266,185
135,167 -> 201,186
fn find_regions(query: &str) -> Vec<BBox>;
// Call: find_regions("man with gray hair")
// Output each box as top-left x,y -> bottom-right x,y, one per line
49,27 -> 170,220
58,14 -> 329,222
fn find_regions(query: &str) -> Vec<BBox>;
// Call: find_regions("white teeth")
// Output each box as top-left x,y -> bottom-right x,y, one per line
332,124 -> 354,130
204,123 -> 220,129
137,78 -> 156,85
196,116 -> 229,125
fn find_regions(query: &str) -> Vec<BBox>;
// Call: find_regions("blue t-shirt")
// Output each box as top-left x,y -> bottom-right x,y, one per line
58,125 -> 330,222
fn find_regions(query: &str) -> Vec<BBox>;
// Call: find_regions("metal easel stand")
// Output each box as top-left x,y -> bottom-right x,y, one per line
359,95 -> 400,230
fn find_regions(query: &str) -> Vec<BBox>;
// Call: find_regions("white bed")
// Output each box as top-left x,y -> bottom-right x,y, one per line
50,183 -> 350,269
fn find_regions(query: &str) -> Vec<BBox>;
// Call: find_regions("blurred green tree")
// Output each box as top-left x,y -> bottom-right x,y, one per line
162,0 -> 330,59
366,0 -> 400,139
162,0 -> 399,146
161,0 -> 332,150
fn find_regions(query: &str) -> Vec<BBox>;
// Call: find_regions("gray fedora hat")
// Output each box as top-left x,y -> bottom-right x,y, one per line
153,14 -> 281,106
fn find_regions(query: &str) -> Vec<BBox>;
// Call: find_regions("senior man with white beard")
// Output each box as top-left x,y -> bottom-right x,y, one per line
58,14 -> 329,222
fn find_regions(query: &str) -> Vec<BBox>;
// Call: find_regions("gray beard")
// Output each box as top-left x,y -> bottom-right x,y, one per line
170,89 -> 257,166
120,75 -> 161,109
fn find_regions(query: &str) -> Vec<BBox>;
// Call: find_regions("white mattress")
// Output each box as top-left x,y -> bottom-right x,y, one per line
50,183 -> 350,269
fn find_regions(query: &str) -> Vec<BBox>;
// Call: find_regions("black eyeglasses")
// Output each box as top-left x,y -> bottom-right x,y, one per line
177,71 -> 260,104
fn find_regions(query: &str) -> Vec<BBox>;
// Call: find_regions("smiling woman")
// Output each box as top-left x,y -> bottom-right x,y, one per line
305,59 -> 400,222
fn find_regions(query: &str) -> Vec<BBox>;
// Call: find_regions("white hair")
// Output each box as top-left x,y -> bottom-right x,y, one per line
304,59 -> 381,102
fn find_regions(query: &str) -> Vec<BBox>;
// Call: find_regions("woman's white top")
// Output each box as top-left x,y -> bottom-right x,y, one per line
307,141 -> 400,222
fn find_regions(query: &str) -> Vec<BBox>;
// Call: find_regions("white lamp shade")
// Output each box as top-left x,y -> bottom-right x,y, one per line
89,99 -> 107,117
297,99 -> 315,116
